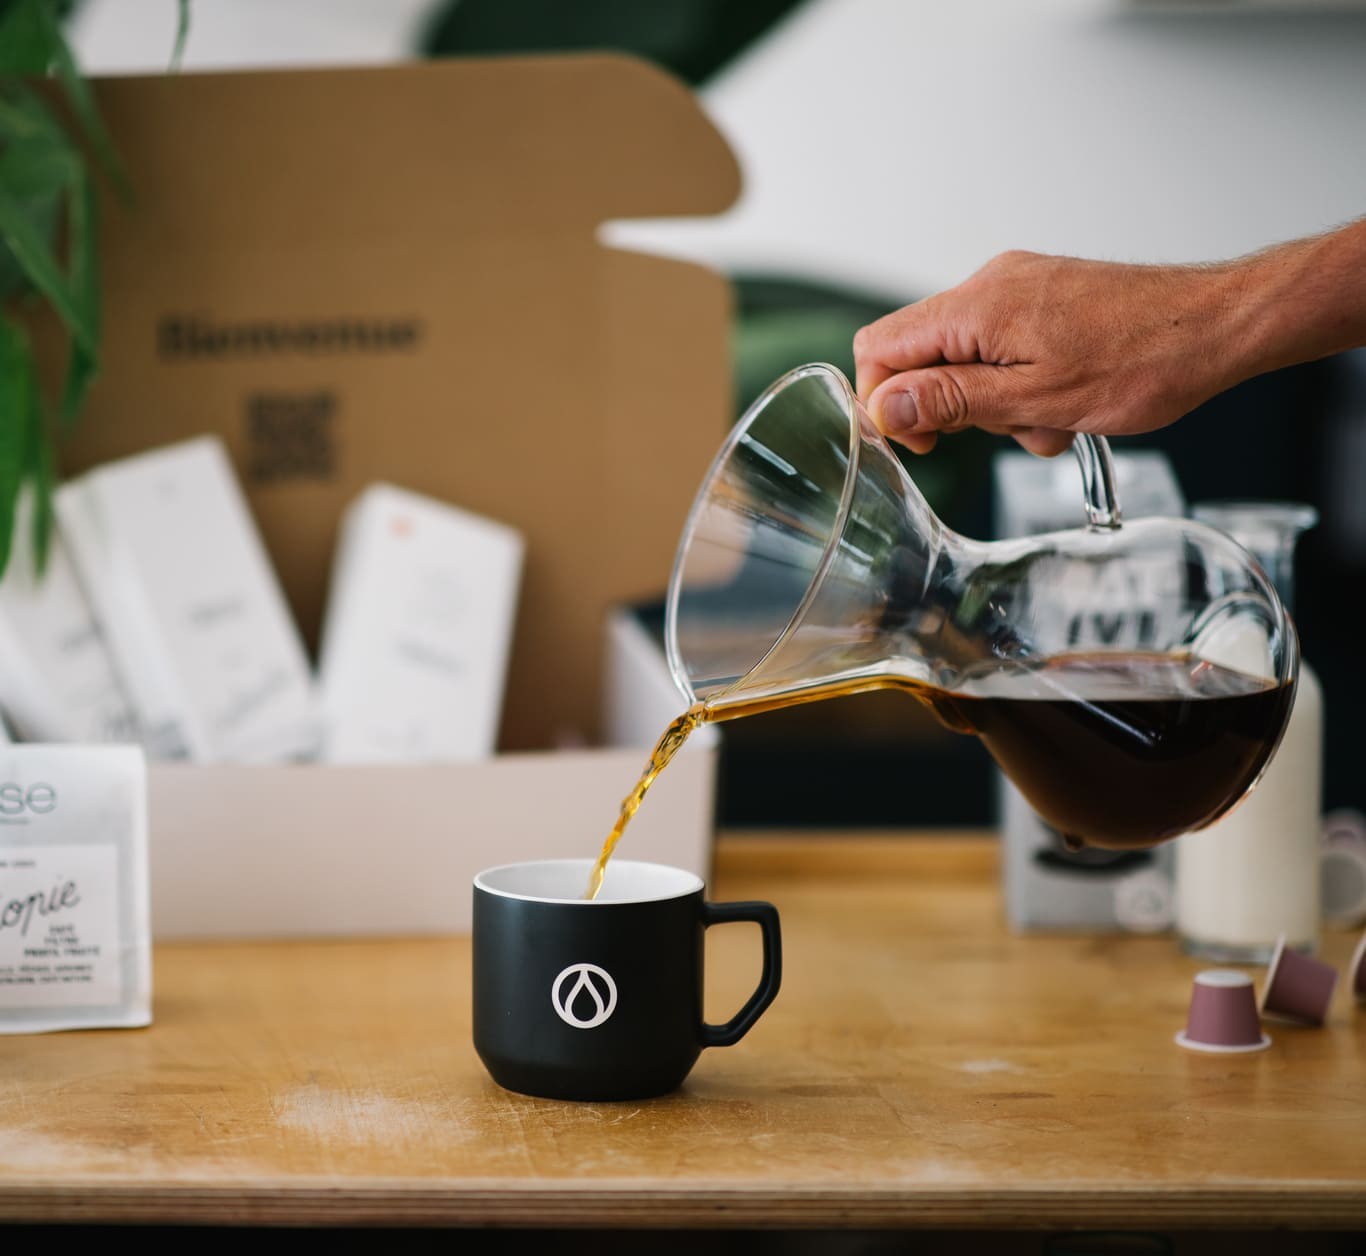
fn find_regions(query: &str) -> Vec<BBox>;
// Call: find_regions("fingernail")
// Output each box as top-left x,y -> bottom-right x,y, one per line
880,391 -> 918,432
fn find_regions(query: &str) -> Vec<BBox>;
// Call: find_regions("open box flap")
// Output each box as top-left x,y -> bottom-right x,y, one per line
57,56 -> 740,750
88,55 -> 741,247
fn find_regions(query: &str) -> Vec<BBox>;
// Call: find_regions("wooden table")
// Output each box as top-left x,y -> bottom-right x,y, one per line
1,833 -> 1363,1233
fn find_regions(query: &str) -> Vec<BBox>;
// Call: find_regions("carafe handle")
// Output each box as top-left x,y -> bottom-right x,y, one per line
1073,434 -> 1122,530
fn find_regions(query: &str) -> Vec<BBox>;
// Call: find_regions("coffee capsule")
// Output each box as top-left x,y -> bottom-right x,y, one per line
1321,844 -> 1366,928
1175,969 -> 1271,1053
1259,936 -> 1338,1026
1350,929 -> 1366,1004
1322,807 -> 1366,852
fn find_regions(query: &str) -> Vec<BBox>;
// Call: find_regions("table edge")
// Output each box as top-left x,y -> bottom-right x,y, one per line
1,1182 -> 1363,1229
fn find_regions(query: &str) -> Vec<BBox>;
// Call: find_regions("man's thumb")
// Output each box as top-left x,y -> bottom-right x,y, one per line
870,364 -> 1027,437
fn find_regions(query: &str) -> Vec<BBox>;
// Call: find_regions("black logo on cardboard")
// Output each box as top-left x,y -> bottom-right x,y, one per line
158,315 -> 421,359
246,391 -> 337,482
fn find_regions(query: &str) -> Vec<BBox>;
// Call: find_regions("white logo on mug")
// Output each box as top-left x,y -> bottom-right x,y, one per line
551,962 -> 618,1029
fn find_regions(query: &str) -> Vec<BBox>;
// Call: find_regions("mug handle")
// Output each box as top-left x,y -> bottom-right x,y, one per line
700,900 -> 782,1047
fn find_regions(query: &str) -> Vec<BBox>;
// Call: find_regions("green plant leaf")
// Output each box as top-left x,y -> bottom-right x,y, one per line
0,189 -> 58,298
0,0 -> 58,74
0,92 -> 58,142
30,0 -> 130,194
0,133 -> 81,197
0,153 -> 72,303
0,135 -> 71,300
172,0 -> 191,70
0,84 -> 86,300
25,373 -> 54,576
2,79 -> 81,140
0,185 -> 95,353
0,317 -> 35,584
60,164 -> 98,424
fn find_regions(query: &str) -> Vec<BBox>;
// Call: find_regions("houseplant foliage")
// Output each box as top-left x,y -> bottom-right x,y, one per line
0,0 -> 185,580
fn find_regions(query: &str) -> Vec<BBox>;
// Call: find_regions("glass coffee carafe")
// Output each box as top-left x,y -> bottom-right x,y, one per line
665,363 -> 1298,851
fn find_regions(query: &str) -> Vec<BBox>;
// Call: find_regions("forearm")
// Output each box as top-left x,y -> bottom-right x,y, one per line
852,222 -> 1366,453
1224,218 -> 1366,382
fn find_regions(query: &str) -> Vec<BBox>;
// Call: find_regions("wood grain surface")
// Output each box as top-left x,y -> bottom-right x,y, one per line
1,832 -> 1363,1230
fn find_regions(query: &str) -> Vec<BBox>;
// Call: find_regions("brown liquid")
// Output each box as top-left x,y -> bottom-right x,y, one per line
942,654 -> 1294,850
584,703 -> 707,900
585,652 -> 1292,895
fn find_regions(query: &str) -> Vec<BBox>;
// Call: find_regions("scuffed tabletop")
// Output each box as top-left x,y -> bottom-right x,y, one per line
0,833 -> 1362,1229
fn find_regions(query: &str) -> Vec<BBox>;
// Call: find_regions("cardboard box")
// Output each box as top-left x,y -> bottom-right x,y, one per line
148,608 -> 715,937
41,58 -> 739,936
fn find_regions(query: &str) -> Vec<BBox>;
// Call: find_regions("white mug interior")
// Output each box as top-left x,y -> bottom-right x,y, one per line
474,859 -> 703,905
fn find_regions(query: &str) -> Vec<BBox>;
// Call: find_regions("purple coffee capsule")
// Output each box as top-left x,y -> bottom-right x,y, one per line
1351,929 -> 1366,1003
1260,936 -> 1338,1026
1322,807 -> 1366,852
1175,969 -> 1271,1053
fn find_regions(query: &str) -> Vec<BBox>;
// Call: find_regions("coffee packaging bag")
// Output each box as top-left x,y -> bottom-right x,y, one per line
0,490 -> 139,745
56,437 -> 321,762
318,484 -> 524,762
0,744 -> 151,1033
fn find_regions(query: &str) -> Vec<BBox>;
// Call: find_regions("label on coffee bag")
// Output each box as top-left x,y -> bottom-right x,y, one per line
0,845 -> 121,1007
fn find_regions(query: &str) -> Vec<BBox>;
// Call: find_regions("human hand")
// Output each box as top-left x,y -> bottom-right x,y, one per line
853,250 -> 1253,457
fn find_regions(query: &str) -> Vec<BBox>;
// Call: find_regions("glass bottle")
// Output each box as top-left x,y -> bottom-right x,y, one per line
1175,503 -> 1322,960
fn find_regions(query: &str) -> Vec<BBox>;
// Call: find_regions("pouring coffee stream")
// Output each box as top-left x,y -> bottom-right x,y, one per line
586,364 -> 1297,898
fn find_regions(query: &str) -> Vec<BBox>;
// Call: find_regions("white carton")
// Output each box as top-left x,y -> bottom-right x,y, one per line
55,437 -> 321,763
0,490 -> 138,744
318,484 -> 524,762
146,604 -> 716,938
993,450 -> 1185,933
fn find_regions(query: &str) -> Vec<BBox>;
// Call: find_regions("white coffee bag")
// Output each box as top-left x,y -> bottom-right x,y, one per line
0,744 -> 151,1033
318,483 -> 523,762
0,489 -> 139,745
55,437 -> 320,762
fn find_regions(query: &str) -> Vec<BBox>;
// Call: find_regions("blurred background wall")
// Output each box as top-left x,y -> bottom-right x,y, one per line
68,0 -> 1366,825
71,0 -> 1366,281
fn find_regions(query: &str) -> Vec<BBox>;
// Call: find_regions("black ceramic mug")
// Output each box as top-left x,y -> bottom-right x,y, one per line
472,858 -> 781,1101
